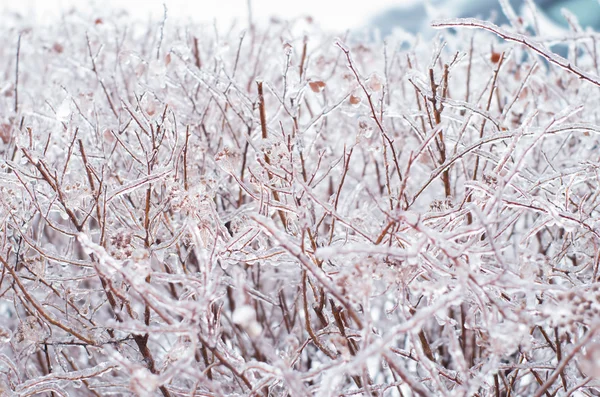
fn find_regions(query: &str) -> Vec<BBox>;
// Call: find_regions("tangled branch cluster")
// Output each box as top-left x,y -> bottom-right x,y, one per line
1,4 -> 600,396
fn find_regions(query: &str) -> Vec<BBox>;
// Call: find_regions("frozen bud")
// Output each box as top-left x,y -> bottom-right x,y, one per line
282,42 -> 293,54
483,172 -> 498,187
429,199 -> 444,212
357,116 -> 374,143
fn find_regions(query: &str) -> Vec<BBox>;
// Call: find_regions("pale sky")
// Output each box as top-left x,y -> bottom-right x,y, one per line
2,0 -> 417,31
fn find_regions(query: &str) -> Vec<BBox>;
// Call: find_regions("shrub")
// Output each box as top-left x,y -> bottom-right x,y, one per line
1,4 -> 600,396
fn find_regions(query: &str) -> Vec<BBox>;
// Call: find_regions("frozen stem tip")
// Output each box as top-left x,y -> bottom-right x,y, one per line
335,40 -> 349,52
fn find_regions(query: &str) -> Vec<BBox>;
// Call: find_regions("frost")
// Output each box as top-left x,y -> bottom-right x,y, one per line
1,4 -> 600,397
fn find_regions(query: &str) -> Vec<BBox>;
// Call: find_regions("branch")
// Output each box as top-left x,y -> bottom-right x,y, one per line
431,18 -> 600,87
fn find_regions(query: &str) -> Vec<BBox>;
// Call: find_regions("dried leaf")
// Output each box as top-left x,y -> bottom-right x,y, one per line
0,123 -> 11,144
309,80 -> 326,93
367,74 -> 383,91
349,95 -> 361,105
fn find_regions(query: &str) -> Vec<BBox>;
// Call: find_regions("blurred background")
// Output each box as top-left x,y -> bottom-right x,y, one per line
370,0 -> 600,37
2,0 -> 600,35
0,0 -> 404,31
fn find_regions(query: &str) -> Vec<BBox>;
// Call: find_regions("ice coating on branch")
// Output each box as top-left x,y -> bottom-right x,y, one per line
1,4 -> 600,396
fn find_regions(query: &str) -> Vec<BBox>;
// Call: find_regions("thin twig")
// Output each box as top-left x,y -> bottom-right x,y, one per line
432,18 -> 600,87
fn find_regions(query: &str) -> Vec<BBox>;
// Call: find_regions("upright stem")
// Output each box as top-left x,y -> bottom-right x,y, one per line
257,81 -> 286,226
15,33 -> 22,113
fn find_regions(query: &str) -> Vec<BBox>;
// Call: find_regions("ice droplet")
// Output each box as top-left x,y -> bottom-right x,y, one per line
232,305 -> 255,326
56,99 -> 71,121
